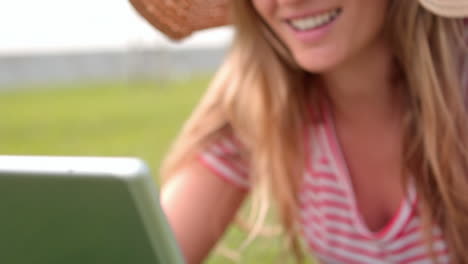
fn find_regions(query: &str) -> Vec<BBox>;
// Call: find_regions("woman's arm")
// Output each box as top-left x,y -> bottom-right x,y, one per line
160,161 -> 248,264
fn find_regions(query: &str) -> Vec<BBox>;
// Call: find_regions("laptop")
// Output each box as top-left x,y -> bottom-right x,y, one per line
0,155 -> 184,264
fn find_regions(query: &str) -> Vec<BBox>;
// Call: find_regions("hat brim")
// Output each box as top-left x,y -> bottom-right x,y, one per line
419,0 -> 468,18
129,0 -> 229,40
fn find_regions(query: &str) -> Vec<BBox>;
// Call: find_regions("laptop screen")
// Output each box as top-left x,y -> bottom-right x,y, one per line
0,156 -> 184,264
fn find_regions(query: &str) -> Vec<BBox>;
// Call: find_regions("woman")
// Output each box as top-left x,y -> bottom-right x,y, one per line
130,0 -> 468,263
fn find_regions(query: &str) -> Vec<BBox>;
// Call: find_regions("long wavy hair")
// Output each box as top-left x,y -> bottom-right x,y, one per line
161,0 -> 468,262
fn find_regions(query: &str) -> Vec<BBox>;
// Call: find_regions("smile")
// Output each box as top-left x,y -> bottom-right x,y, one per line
288,8 -> 342,31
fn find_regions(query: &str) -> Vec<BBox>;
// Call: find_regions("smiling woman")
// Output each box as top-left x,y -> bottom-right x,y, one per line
130,0 -> 468,263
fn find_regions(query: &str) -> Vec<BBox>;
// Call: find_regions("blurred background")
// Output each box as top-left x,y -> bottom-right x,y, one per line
0,0 -> 233,87
0,0 -> 231,173
0,0 -> 296,263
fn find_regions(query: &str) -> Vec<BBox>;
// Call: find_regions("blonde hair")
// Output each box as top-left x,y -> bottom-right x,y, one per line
161,0 -> 468,262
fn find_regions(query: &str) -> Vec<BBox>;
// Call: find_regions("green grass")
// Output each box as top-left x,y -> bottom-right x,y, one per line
0,77 -> 315,263
0,78 -> 204,173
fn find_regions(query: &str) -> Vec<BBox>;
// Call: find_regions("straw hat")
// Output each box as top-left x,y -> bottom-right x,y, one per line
419,0 -> 468,18
129,0 -> 229,40
129,0 -> 468,40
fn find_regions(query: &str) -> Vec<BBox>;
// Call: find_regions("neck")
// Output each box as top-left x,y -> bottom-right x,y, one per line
319,39 -> 401,124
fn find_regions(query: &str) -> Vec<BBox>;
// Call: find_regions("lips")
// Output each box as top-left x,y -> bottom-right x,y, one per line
287,8 -> 342,31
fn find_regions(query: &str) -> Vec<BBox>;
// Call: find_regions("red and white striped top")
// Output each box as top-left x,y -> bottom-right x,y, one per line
198,111 -> 450,264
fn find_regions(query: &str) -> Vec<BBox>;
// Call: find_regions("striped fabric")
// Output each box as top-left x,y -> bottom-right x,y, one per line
198,112 -> 450,264
198,134 -> 250,189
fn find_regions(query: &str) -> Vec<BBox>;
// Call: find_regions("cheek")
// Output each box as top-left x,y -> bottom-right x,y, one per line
340,2 -> 389,59
348,2 -> 389,43
251,0 -> 275,19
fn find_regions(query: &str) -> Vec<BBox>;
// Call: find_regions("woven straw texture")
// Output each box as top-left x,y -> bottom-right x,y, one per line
129,0 -> 229,40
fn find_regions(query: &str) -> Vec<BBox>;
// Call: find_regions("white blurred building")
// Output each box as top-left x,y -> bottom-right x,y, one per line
0,0 -> 233,87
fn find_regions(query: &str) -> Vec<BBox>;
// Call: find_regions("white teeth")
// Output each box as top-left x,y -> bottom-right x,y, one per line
289,8 -> 341,31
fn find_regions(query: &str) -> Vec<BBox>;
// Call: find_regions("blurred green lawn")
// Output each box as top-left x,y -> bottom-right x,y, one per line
0,77 -> 315,264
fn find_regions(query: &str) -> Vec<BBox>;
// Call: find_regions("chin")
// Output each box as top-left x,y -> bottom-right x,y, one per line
292,51 -> 343,74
